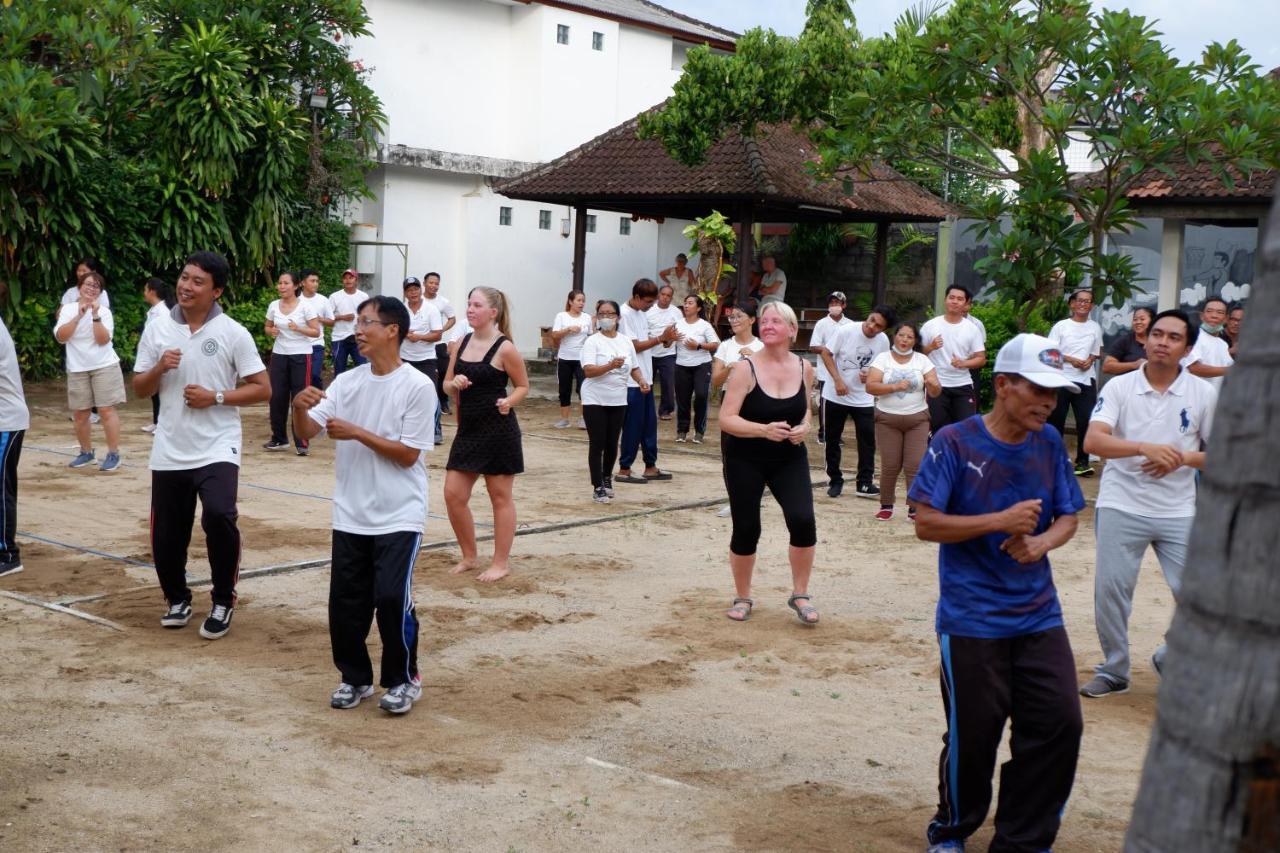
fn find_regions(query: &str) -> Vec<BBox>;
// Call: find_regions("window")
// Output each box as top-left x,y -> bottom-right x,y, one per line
619,218 -> 631,236
538,210 -> 552,230
499,206 -> 512,226
592,31 -> 604,51
556,24 -> 569,45
586,215 -> 597,233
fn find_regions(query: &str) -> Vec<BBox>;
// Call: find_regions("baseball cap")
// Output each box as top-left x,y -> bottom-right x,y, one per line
342,268 -> 358,277
827,291 -> 847,304
402,276 -> 421,289
994,334 -> 1079,392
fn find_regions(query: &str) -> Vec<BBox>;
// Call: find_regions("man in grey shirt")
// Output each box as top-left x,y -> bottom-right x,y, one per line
758,255 -> 787,305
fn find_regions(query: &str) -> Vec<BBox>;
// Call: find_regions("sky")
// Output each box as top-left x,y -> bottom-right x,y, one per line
662,0 -> 1280,67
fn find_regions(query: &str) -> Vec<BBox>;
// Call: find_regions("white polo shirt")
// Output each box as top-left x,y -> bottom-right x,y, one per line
55,304 -> 120,372
135,306 -> 266,471
1092,366 -> 1217,518
328,289 -> 369,342
620,303 -> 654,386
646,303 -> 682,358
1049,317 -> 1105,384
822,323 -> 889,408
810,314 -> 853,384
307,363 -> 436,535
1181,332 -> 1233,392
920,315 -> 985,388
401,300 -> 443,362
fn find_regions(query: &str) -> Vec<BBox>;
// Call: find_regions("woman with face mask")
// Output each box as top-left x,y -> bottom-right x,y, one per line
865,322 -> 940,521
579,300 -> 647,503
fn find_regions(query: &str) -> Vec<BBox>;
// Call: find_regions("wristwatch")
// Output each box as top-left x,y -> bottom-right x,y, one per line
215,391 -> 225,406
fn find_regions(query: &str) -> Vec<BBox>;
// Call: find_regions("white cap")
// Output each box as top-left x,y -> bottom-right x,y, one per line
994,334 -> 1079,392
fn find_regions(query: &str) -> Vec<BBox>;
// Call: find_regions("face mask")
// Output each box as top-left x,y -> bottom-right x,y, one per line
598,318 -> 616,332
1201,321 -> 1224,335
829,307 -> 843,318
893,345 -> 914,356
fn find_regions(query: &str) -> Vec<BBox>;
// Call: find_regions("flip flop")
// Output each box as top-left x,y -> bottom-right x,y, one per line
787,594 -> 819,626
643,470 -> 673,481
726,598 -> 754,622
614,473 -> 649,484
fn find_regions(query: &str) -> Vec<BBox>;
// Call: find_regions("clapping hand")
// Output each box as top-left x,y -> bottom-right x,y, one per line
1000,534 -> 1050,564
293,387 -> 326,410
998,499 -> 1042,536
159,349 -> 182,372
761,421 -> 792,442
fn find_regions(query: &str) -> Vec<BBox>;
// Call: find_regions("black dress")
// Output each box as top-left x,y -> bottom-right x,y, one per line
446,334 -> 524,475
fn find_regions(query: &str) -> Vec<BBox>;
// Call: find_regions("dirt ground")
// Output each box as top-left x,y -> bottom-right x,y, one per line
0,378 -> 1177,852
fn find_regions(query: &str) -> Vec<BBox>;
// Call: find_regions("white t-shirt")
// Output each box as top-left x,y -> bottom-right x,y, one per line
1092,366 -> 1217,518
146,301 -> 169,326
674,317 -> 718,368
920,315 -> 986,388
715,336 -> 764,366
1049,318 -> 1105,384
61,287 -> 109,308
0,318 -> 30,432
966,314 -> 987,345
401,300 -> 443,362
646,304 -> 682,358
267,299 -> 319,356
810,314 -> 853,383
1181,332 -> 1233,392
579,333 -> 637,407
55,303 -> 119,373
552,311 -> 593,361
300,293 -> 334,341
620,303 -> 654,386
869,350 -> 936,416
134,308 -> 267,471
328,289 -> 369,341
426,294 -> 455,328
308,363 -> 436,535
446,315 -> 472,345
823,324 -> 890,408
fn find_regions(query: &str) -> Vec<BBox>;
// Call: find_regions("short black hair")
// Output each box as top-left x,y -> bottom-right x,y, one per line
595,299 -> 621,316
632,278 -> 658,298
69,256 -> 105,289
424,271 -> 441,282
145,277 -> 175,308
1153,308 -> 1198,349
734,297 -> 759,319
676,253 -> 687,262
869,304 -> 898,328
1202,296 -> 1229,312
945,284 -> 973,302
1228,302 -> 1245,316
186,251 -> 229,290
300,268 -> 318,280
683,294 -> 706,318
1132,305 -> 1155,323
1214,251 -> 1230,264
364,295 -> 410,344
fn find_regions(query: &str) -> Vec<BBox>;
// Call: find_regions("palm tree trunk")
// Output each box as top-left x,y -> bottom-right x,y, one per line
1125,196 -> 1280,850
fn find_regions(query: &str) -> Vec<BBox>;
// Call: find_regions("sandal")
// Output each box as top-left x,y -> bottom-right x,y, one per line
614,473 -> 649,484
643,469 -> 673,481
787,594 -> 819,625
725,597 -> 754,622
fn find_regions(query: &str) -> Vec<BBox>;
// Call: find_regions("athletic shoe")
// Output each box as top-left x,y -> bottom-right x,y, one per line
295,446 -> 309,457
692,433 -> 705,444
0,560 -> 23,578
675,433 -> 687,443
141,423 -> 157,434
875,506 -> 894,521
160,601 -> 192,628
816,437 -> 825,446
908,507 -> 918,523
99,451 -> 121,472
434,431 -> 444,445
593,486 -> 611,504
602,475 -> 614,498
716,504 -> 733,518
263,440 -> 289,452
379,680 -> 422,714
89,412 -> 101,425
1079,675 -> 1128,698
1074,462 -> 1095,477
577,418 -> 587,430
926,842 -> 965,853
331,682 -> 375,710
855,483 -> 881,500
553,418 -> 571,429
199,604 -> 234,640
68,450 -> 95,469
827,480 -> 843,498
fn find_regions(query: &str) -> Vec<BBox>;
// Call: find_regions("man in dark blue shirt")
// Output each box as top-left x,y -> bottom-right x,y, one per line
910,333 -> 1087,853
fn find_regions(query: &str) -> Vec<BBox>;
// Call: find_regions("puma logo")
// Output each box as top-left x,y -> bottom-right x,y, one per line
966,460 -> 989,478
927,447 -> 942,463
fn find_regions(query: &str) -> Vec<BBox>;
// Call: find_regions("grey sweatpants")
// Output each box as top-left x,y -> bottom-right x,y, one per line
1093,507 -> 1192,685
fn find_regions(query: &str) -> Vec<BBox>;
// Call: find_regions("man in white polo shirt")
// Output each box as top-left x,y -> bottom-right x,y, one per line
423,272 -> 456,414
293,296 -> 437,715
921,285 -> 986,434
809,291 -> 853,444
819,304 -> 893,499
1079,309 -> 1216,697
132,251 -> 270,640
299,269 -> 335,390
1182,296 -> 1233,391
329,269 -> 369,376
1048,289 -> 1105,477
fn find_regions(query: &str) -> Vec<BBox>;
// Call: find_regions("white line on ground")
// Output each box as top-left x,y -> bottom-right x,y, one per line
582,756 -> 697,790
0,590 -> 126,632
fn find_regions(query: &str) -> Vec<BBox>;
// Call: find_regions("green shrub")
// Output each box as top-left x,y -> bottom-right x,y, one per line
224,285 -> 278,358
279,215 -> 353,294
969,299 -> 1053,411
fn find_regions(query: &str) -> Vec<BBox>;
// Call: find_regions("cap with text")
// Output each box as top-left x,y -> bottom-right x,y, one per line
994,333 -> 1079,392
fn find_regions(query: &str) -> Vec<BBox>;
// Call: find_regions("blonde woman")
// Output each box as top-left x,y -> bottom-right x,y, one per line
443,287 -> 529,583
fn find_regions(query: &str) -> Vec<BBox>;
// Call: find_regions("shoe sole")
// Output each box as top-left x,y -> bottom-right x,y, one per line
100,464 -> 120,473
264,445 -> 290,452
199,621 -> 232,640
0,564 -> 23,578
161,615 -> 191,628
854,491 -> 879,500
331,686 -> 375,709
69,461 -> 95,469
1080,685 -> 1129,698
380,691 -> 422,714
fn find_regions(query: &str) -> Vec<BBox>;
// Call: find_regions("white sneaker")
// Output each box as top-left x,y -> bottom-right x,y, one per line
553,419 -> 571,429
141,423 -> 157,434
89,412 -> 101,424
716,504 -> 732,518
379,681 -> 422,714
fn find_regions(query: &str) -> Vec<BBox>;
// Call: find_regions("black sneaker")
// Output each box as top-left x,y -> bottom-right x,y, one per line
263,440 -> 289,452
331,683 -> 375,709
160,601 -> 192,628
854,483 -> 880,500
0,559 -> 22,578
602,475 -> 614,498
199,604 -> 234,639
692,433 -> 705,444
826,480 -> 843,498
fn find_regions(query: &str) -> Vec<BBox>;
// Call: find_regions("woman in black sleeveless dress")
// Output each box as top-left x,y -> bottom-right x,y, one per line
443,287 -> 529,583
718,301 -> 818,624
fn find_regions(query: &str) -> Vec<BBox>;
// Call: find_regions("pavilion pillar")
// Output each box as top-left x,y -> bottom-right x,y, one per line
571,205 -> 588,292
735,207 -> 755,305
873,221 -> 890,307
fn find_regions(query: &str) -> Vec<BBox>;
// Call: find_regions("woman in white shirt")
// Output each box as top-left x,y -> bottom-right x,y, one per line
865,322 -> 941,521
712,298 -> 763,390
53,272 -> 125,472
264,271 -> 321,454
579,300 -> 647,503
140,278 -> 175,434
672,295 -> 719,443
551,291 -> 593,429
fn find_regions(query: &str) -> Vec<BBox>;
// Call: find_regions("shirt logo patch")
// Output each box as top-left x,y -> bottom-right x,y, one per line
202,339 -> 220,357
1179,407 -> 1190,434
1093,394 -> 1104,415
966,459 -> 989,479
1038,348 -> 1064,368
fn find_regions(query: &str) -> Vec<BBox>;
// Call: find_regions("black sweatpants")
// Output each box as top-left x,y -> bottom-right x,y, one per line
330,530 -> 421,689
824,401 -> 875,489
0,430 -> 24,565
722,451 -> 816,555
583,404 -> 626,488
928,627 -> 1083,852
557,358 -> 584,407
435,343 -> 451,412
652,354 -> 676,417
150,394 -> 160,425
1048,379 -> 1097,467
151,462 -> 241,607
674,361 -> 712,436
815,381 -> 826,440
407,359 -> 442,439
268,352 -> 311,448
928,384 -> 978,434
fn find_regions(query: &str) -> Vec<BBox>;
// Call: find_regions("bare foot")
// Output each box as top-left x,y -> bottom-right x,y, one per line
476,564 -> 510,583
449,558 -> 479,575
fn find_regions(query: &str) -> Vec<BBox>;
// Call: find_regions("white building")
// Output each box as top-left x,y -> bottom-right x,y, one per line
349,0 -> 736,351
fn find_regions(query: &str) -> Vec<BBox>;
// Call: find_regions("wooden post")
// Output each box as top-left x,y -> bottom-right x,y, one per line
873,220 -> 890,307
571,205 -> 588,292
736,207 -> 755,306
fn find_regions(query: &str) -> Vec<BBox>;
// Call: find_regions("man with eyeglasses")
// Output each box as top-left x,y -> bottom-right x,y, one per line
1048,289 -> 1105,477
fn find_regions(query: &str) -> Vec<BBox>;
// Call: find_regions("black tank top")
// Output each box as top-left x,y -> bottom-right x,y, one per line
721,355 -> 808,461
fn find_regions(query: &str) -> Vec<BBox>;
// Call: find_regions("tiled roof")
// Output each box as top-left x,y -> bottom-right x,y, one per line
495,110 -> 954,222
1075,158 -> 1275,203
526,0 -> 737,49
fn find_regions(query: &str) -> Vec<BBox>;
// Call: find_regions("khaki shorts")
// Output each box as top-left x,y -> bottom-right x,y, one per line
67,365 -> 126,411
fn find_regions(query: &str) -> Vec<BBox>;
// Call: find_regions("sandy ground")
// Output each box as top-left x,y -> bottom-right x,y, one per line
0,377 -> 1177,852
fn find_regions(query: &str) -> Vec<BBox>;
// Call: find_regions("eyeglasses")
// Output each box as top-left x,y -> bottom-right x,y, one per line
355,318 -> 392,329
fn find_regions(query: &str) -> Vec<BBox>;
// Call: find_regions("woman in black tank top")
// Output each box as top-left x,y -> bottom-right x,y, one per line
718,302 -> 819,625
